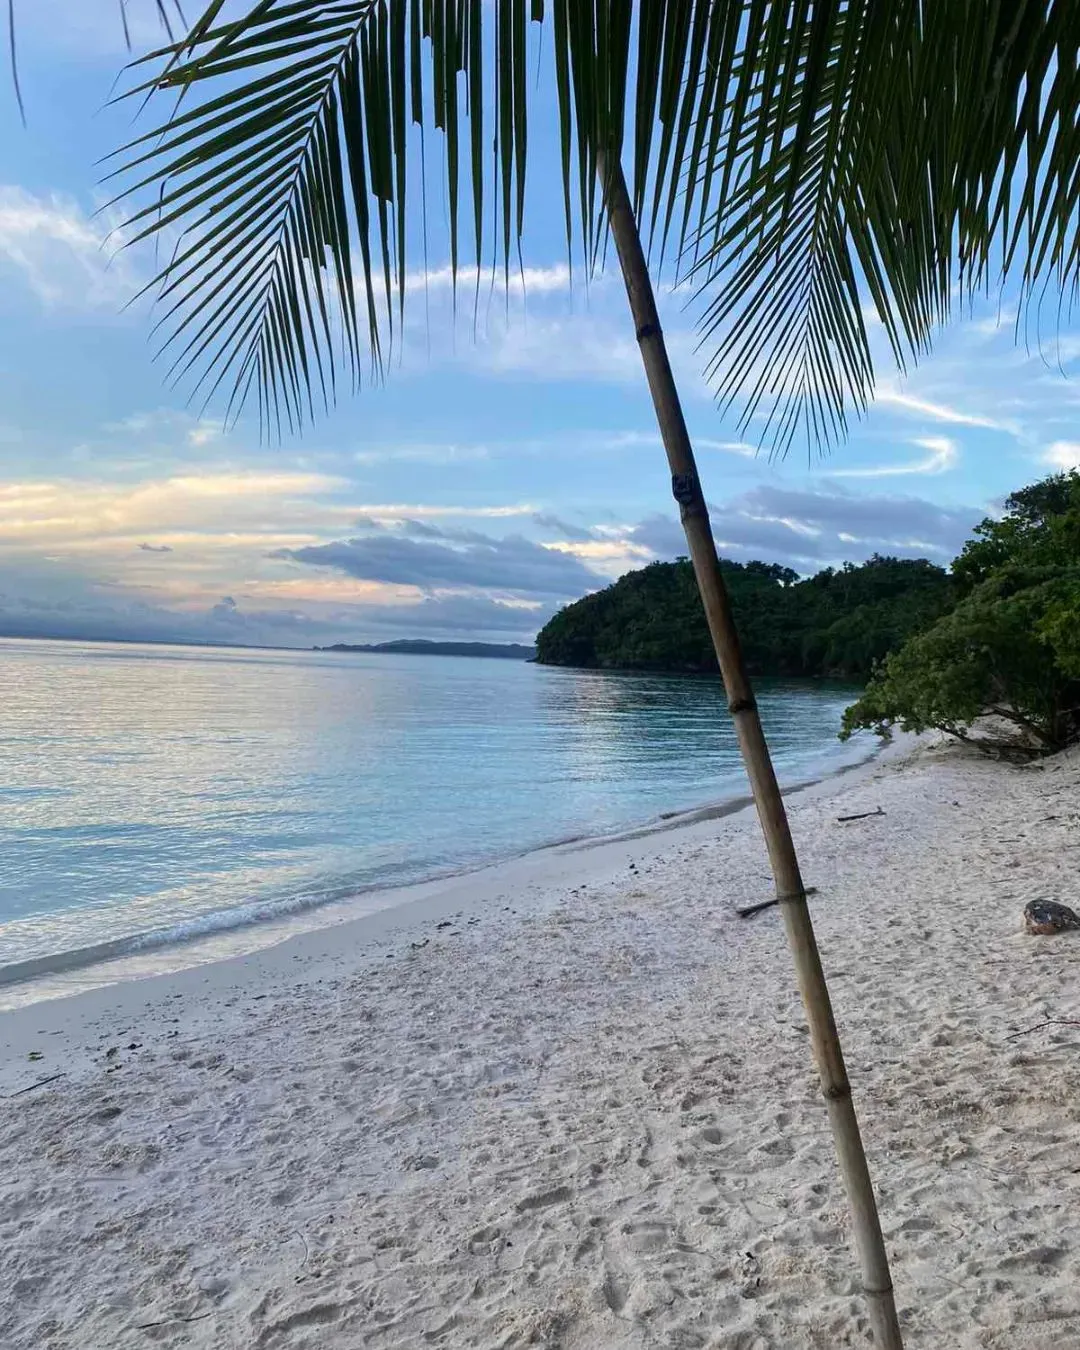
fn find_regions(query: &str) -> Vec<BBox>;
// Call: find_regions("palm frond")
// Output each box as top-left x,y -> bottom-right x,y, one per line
112,0 -> 759,438
115,1 -> 1080,450
686,1 -> 1080,457
112,1 -> 517,436
6,0 -> 187,121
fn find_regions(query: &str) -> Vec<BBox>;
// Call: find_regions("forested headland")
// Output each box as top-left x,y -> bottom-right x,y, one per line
536,472 -> 1080,755
535,554 -> 953,681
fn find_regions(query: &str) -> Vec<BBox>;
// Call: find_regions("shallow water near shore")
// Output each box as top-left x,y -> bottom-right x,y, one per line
0,637 -> 873,980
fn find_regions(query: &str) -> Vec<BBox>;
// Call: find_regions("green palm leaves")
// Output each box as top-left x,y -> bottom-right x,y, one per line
111,0 -> 743,437
111,2 -> 1080,447
689,2 -> 1080,455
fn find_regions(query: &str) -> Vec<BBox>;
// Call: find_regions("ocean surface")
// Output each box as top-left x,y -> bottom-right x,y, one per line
0,638 -> 874,979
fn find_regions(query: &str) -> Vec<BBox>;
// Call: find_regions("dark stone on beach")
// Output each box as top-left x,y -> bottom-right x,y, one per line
1024,900 -> 1080,935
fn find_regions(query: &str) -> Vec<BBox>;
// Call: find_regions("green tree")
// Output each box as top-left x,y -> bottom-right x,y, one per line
535,554 -> 953,679
953,471 -> 1080,591
844,473 -> 1080,754
842,567 -> 1080,753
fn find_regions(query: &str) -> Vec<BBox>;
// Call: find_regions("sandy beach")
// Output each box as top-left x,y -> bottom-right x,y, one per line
3,736 -> 1080,1349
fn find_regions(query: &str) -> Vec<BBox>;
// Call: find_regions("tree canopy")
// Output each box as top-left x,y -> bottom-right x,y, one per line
843,471 -> 1080,754
535,553 -> 953,680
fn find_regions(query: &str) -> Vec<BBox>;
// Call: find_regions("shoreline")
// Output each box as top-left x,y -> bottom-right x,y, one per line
0,733 -> 884,1008
4,734 -> 1080,1348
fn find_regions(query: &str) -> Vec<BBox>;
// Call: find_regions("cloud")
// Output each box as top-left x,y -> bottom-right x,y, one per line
106,410 -> 193,438
597,429 -> 760,458
0,476 -> 987,648
0,554 -> 550,647
697,438 -> 760,458
874,382 -> 1010,432
407,263 -> 572,295
832,437 -> 959,478
542,537 -> 653,575
630,483 -> 981,574
469,315 -> 706,390
397,267 -> 709,394
188,423 -> 223,448
532,512 -> 599,543
350,502 -> 538,521
469,314 -> 645,384
1043,441 -> 1080,470
0,467 -> 557,646
274,519 -> 603,598
529,512 -> 653,576
0,187 -> 141,308
349,592 -> 554,640
969,307 -> 1019,337
0,470 -> 349,552
353,441 -> 490,467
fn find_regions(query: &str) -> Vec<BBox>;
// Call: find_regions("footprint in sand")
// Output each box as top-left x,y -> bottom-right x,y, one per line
601,1269 -> 628,1315
515,1184 -> 573,1213
467,1225 -> 506,1255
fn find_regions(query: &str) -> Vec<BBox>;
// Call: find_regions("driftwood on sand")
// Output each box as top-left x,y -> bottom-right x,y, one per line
735,887 -> 819,919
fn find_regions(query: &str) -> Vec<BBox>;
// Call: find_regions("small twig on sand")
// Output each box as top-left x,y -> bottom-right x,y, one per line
291,1230 -> 310,1268
1006,1018 -> 1080,1041
135,1312 -> 212,1331
736,886 -> 818,919
9,1072 -> 66,1097
836,807 -> 885,823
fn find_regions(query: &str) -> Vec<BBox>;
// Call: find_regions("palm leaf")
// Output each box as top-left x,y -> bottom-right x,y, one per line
686,1 -> 1080,456
111,0 -> 763,437
6,0 -> 187,121
113,1 -> 1080,450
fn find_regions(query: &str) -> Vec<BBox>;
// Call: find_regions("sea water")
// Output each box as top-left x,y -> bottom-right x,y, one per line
0,638 -> 874,978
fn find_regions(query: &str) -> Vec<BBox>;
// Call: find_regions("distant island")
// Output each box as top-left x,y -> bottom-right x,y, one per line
314,640 -> 537,660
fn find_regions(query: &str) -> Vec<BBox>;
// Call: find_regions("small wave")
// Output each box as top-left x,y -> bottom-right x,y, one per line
0,882 -> 366,989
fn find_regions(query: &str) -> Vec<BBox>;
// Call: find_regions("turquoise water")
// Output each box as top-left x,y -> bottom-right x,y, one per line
0,638 -> 873,976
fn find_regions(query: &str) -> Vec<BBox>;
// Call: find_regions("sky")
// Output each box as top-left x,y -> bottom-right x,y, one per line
1,2 -> 1079,650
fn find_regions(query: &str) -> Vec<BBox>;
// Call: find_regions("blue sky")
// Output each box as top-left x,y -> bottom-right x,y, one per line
1,2 -> 1078,648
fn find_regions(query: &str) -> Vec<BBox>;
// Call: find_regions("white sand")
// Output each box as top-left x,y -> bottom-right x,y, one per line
3,737 -> 1080,1349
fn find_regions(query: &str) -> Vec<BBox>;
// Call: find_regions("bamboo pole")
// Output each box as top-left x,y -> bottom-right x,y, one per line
597,151 -> 904,1350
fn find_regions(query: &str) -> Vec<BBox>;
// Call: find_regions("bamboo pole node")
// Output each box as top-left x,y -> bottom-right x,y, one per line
671,472 -> 701,504
729,696 -> 757,715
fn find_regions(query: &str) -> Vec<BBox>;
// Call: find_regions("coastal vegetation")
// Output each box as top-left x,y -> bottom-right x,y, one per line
843,472 -> 1080,754
535,471 -> 1080,756
535,554 -> 953,680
